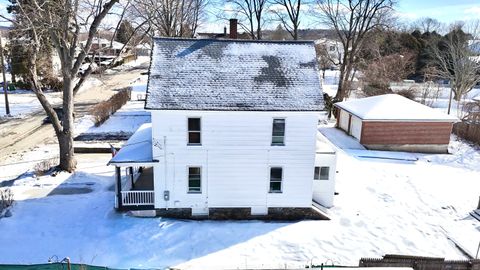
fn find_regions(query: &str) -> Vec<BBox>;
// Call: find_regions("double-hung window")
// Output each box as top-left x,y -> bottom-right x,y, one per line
314,166 -> 330,180
188,118 -> 201,145
188,167 -> 201,193
271,118 -> 285,146
269,167 -> 283,193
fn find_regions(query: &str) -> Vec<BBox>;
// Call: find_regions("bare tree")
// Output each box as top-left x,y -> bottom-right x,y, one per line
225,0 -> 269,39
314,42 -> 333,78
4,0 -> 119,172
412,17 -> 443,33
314,0 -> 395,101
270,0 -> 301,40
131,0 -> 208,37
429,22 -> 480,115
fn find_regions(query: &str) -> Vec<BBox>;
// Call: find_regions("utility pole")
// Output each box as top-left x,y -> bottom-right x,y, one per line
0,32 -> 10,116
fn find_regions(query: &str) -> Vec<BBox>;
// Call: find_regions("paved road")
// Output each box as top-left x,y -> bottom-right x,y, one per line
0,66 -> 147,164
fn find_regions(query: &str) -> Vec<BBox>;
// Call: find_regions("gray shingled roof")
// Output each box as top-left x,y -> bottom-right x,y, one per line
145,37 -> 324,111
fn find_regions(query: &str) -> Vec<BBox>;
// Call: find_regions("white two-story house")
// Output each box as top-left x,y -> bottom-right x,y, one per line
109,37 -> 336,219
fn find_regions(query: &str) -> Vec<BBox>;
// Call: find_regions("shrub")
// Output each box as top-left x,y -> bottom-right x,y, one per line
41,76 -> 64,92
0,188 -> 14,213
34,157 -> 59,176
91,87 -> 131,127
396,88 -> 416,100
13,80 -> 31,90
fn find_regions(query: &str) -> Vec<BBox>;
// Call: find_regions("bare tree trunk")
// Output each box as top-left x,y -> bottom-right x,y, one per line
59,76 -> 76,171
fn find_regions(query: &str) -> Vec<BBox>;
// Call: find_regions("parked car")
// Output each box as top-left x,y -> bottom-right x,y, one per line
43,107 -> 75,125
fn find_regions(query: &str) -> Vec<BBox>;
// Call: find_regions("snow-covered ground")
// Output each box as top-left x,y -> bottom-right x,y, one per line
1,68 -> 479,269
0,77 -> 103,118
0,124 -> 478,269
0,90 -> 62,118
75,75 -> 150,136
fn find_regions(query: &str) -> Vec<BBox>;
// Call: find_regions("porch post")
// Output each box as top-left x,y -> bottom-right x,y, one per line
129,167 -> 134,189
116,166 -> 122,210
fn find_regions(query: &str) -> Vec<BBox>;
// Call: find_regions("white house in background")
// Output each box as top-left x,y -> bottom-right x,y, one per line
314,38 -> 344,68
134,43 -> 151,56
80,37 -> 126,56
109,37 -> 336,219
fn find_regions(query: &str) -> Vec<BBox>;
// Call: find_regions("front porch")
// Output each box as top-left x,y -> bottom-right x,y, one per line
118,166 -> 155,210
108,123 -> 158,211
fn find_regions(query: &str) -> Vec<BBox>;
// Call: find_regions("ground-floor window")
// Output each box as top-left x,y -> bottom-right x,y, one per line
314,166 -> 330,180
188,167 -> 201,193
269,167 -> 283,193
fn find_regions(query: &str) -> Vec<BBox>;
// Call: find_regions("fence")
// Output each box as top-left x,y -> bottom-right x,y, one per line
359,254 -> 480,270
453,121 -> 480,145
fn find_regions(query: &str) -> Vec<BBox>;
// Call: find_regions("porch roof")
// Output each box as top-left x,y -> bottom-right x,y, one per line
108,123 -> 157,166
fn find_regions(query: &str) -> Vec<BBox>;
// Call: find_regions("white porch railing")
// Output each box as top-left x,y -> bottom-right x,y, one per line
121,190 -> 155,206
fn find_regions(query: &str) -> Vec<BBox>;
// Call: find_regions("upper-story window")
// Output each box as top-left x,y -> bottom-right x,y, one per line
188,117 -> 201,145
314,166 -> 330,180
271,118 -> 285,146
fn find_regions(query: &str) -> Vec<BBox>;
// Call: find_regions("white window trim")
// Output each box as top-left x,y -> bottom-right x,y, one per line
187,117 -> 202,146
269,166 -> 283,193
187,166 -> 202,194
271,118 -> 286,146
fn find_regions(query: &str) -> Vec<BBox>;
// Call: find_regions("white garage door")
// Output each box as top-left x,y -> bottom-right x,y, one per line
339,109 -> 350,131
350,115 -> 362,140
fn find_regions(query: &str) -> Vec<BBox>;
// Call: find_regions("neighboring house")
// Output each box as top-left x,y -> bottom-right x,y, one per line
134,43 -> 151,56
314,38 -> 344,68
82,37 -> 125,56
80,37 -> 127,65
109,37 -> 336,219
334,94 -> 458,153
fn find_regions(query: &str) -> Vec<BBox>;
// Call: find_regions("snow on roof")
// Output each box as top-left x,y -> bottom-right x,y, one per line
108,123 -> 155,165
316,130 -> 336,154
135,43 -> 151,50
334,94 -> 458,122
145,37 -> 324,111
81,37 -> 125,50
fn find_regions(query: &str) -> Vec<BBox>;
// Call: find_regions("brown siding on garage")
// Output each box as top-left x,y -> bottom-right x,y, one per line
360,121 -> 454,145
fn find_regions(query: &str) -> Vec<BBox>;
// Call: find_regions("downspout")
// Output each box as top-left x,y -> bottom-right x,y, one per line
164,136 -> 168,210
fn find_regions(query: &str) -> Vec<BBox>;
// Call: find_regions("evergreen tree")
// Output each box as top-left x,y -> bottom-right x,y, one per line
115,20 -> 134,44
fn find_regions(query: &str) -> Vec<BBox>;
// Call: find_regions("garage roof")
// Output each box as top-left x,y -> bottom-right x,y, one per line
334,94 -> 458,122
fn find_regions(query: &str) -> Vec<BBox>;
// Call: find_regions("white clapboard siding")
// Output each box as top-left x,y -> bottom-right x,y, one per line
151,110 -> 319,210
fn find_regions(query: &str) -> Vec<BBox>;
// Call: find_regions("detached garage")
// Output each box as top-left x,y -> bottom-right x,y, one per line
334,94 -> 458,153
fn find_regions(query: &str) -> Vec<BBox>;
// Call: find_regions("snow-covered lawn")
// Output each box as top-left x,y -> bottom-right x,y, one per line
0,90 -> 62,118
75,75 -> 150,136
0,78 -> 103,118
0,130 -> 478,269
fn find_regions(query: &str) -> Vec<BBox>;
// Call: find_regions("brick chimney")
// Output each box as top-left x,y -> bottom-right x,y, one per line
229,19 -> 238,39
